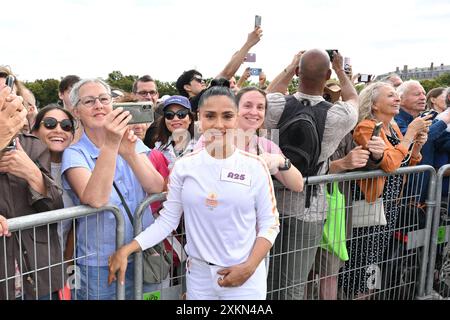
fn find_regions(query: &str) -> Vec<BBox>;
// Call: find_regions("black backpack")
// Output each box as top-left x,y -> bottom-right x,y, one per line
277,96 -> 332,206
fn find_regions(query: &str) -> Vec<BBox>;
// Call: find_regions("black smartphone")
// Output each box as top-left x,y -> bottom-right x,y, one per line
326,49 -> 338,62
372,122 -> 383,137
5,75 -> 15,90
254,15 -> 261,28
112,102 -> 154,124
358,74 -> 372,83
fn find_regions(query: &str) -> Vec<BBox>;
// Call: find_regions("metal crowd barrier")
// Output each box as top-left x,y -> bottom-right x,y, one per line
426,165 -> 450,299
133,192 -> 187,300
0,205 -> 125,300
267,165 -> 436,300
3,164 -> 448,300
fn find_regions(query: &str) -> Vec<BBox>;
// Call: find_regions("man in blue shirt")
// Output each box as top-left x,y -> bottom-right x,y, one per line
394,80 -> 450,203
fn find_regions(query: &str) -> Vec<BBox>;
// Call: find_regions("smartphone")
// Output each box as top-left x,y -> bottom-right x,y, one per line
420,110 -> 437,120
4,139 -> 16,152
358,74 -> 372,83
344,57 -> 351,74
112,102 -> 154,124
249,68 -> 262,76
5,75 -> 15,90
3,75 -> 17,151
254,15 -> 262,28
372,122 -> 383,137
245,53 -> 256,63
326,49 -> 338,62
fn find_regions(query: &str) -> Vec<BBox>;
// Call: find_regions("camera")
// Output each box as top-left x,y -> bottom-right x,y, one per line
112,102 -> 154,124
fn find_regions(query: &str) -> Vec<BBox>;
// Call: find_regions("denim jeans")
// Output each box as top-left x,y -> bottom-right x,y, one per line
75,263 -> 168,300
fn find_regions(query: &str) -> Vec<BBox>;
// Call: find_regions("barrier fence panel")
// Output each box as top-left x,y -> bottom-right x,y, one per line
267,165 -> 435,300
133,192 -> 187,300
0,205 -> 125,300
426,165 -> 450,299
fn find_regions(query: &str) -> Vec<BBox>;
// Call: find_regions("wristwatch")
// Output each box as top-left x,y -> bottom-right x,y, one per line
278,157 -> 291,171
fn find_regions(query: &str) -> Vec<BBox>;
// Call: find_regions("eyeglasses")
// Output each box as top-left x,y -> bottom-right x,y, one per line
41,117 -> 75,132
191,75 -> 205,84
164,109 -> 189,120
77,94 -> 112,108
136,90 -> 158,97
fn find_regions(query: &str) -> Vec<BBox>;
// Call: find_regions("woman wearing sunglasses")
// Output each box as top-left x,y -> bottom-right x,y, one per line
60,78 -> 164,300
0,81 -> 64,300
32,105 -> 77,257
149,95 -> 196,169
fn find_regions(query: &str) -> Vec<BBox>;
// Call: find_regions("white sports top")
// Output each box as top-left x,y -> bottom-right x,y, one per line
135,148 -> 279,267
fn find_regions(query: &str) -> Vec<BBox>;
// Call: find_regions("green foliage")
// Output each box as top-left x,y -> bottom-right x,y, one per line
287,77 -> 299,94
105,70 -> 138,93
155,80 -> 178,96
24,79 -> 60,108
355,83 -> 366,94
420,72 -> 450,92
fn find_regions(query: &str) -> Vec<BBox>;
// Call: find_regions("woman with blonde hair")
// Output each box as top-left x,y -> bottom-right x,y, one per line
339,81 -> 430,298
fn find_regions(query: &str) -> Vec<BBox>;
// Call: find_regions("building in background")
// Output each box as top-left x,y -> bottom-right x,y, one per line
377,63 -> 450,81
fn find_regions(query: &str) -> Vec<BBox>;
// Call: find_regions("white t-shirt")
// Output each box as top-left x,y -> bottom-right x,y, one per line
135,148 -> 280,267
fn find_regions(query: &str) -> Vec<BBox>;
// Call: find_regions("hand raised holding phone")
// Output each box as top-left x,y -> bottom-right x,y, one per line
103,107 -> 132,147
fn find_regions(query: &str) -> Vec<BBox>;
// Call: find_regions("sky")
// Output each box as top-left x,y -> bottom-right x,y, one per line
2,0 -> 450,83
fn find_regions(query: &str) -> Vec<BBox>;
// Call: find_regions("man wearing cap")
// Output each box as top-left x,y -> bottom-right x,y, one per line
151,95 -> 196,169
323,80 -> 342,103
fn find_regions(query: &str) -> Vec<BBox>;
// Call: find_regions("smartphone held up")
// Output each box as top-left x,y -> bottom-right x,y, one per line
254,15 -> 261,28
112,102 -> 154,125
5,75 -> 15,91
249,68 -> 262,76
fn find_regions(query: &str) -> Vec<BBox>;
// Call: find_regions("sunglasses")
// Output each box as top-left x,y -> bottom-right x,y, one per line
191,75 -> 205,84
164,109 -> 189,120
41,117 -> 75,132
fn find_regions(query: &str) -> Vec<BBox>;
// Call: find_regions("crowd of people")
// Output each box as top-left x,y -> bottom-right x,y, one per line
1,25 -> 450,300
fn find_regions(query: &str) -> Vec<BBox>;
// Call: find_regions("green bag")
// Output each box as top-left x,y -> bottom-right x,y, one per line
320,181 -> 349,261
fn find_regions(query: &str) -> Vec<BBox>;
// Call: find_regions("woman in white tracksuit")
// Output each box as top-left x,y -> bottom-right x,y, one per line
108,86 -> 280,300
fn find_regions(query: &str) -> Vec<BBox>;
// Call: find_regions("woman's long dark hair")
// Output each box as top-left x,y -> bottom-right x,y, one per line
149,109 -> 195,148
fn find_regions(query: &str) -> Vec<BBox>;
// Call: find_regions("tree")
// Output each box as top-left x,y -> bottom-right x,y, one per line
420,72 -> 450,92
155,80 -> 178,96
24,79 -> 60,108
106,70 -> 138,93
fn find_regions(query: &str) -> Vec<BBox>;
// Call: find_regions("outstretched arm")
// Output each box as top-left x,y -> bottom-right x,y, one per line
216,27 -> 263,80
267,51 -> 303,94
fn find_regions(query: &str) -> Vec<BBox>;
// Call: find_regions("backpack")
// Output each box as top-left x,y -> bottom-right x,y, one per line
277,95 -> 332,207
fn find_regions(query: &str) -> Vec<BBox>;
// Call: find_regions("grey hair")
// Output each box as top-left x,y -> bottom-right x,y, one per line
358,81 -> 394,122
69,78 -> 111,108
396,80 -> 422,99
